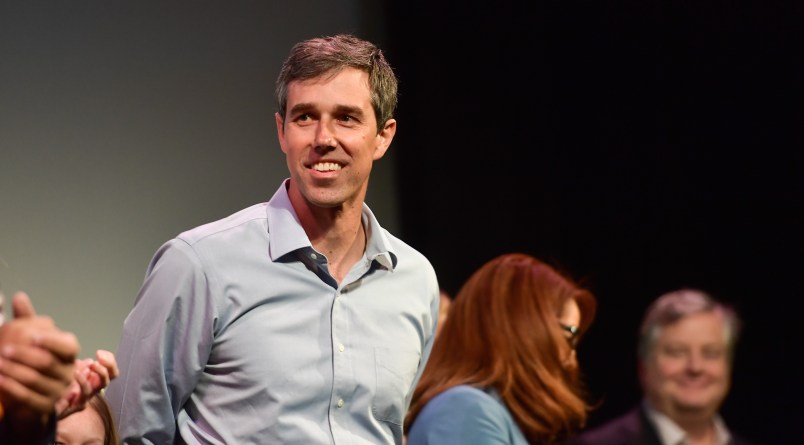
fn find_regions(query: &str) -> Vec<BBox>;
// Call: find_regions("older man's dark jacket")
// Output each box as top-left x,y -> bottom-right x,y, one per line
565,405 -> 757,445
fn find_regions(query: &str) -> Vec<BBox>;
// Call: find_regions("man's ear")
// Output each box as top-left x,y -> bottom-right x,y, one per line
275,112 -> 288,154
373,118 -> 397,160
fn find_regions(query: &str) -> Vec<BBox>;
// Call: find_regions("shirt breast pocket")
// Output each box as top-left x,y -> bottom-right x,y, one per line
371,347 -> 421,425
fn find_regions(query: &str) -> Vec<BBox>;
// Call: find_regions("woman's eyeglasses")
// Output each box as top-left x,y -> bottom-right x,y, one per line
559,323 -> 580,349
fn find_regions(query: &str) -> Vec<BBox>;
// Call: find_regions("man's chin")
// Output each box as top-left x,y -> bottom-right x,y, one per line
671,396 -> 719,414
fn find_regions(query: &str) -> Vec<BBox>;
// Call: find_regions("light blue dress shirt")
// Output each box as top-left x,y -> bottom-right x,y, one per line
406,385 -> 528,445
106,180 -> 440,445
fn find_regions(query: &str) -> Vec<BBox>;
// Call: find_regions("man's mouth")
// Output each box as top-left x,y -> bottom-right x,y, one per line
312,162 -> 342,172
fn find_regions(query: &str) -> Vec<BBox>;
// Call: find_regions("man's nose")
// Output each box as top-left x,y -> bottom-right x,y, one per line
686,352 -> 704,372
314,121 -> 336,148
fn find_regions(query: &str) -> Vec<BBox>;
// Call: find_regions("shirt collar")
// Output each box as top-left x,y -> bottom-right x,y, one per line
712,416 -> 731,445
361,200 -> 397,271
643,399 -> 732,445
266,179 -> 397,271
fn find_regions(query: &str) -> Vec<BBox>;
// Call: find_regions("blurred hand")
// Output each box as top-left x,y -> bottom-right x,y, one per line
56,349 -> 119,419
0,292 -> 79,432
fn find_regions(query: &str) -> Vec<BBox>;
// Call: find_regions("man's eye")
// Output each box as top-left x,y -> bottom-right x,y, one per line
703,348 -> 724,359
663,347 -> 687,358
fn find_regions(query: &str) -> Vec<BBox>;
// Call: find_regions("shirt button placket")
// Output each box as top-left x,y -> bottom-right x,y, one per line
332,288 -> 348,422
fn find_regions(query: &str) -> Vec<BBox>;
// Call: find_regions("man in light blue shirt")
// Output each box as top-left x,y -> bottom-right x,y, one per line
106,34 -> 440,445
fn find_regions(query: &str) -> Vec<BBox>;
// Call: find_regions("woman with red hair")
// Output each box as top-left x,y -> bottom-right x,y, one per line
405,253 -> 597,444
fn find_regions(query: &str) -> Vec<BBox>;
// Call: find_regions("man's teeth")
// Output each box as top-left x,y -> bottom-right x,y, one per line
312,162 -> 342,172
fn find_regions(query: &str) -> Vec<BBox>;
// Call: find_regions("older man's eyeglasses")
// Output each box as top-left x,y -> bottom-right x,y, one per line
559,323 -> 580,349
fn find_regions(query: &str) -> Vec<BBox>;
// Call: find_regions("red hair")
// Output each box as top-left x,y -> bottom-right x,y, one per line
405,253 -> 597,443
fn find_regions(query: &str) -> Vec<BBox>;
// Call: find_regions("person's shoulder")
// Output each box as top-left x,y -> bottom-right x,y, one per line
436,385 -> 497,404
378,229 -> 437,283
386,232 -> 439,278
427,385 -> 509,420
382,229 -> 429,259
176,202 -> 269,245
415,385 -> 507,425
408,385 -> 522,445
567,407 -> 646,445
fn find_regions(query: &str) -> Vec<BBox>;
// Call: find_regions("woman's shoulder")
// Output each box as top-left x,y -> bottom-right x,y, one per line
434,385 -> 499,404
420,385 -> 511,425
408,385 -> 524,445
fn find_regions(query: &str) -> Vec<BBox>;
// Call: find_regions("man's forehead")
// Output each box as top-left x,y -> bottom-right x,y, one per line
287,78 -> 371,107
658,315 -> 726,340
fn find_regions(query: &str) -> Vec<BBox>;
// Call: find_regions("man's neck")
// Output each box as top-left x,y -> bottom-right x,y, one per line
678,418 -> 716,445
645,399 -> 720,445
666,407 -> 717,440
291,194 -> 367,284
312,215 -> 366,284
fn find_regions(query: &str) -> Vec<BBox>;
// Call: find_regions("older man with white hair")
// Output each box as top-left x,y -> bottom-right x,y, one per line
568,289 -> 756,445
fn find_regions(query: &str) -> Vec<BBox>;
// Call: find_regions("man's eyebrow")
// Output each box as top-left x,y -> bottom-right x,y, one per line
288,103 -> 365,117
332,104 -> 364,117
289,102 -> 315,115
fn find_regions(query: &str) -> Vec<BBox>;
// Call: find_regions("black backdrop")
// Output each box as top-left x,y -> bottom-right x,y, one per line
385,1 -> 802,443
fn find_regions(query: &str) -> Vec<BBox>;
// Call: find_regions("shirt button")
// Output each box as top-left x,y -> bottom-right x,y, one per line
311,253 -> 318,259
338,344 -> 345,352
337,399 -> 345,408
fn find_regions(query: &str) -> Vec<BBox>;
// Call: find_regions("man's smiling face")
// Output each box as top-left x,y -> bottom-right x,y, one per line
276,67 -> 394,212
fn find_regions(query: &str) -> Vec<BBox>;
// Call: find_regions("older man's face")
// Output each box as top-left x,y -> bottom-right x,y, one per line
641,311 -> 731,420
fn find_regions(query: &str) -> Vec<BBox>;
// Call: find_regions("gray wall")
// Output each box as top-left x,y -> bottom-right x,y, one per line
0,2 -> 397,357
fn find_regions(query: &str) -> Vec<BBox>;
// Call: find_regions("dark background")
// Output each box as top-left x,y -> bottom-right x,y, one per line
385,1 -> 802,443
